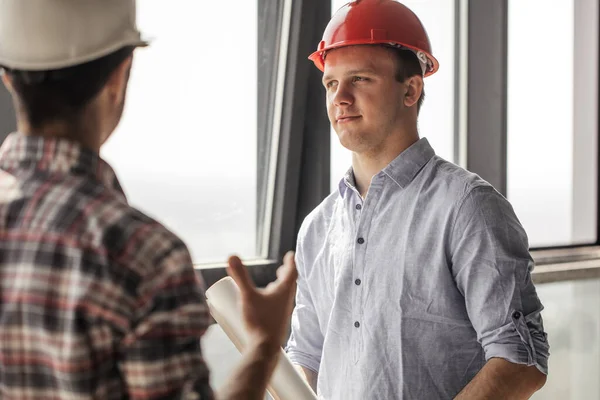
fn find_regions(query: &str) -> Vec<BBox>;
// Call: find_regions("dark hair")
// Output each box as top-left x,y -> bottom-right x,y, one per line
3,46 -> 134,128
386,47 -> 425,114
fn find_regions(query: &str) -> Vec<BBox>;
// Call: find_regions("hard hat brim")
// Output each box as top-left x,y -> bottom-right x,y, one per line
309,41 -> 439,77
0,35 -> 150,72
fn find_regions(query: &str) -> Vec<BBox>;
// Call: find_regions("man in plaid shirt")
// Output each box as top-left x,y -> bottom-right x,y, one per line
0,1 -> 298,399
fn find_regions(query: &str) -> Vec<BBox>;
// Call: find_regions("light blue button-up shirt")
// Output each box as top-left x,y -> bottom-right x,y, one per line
286,138 -> 549,399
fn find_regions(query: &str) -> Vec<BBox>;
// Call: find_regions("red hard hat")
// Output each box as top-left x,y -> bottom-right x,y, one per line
309,0 -> 439,77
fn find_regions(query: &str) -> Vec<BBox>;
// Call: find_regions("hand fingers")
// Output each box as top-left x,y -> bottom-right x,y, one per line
282,251 -> 298,282
274,251 -> 298,291
226,255 -> 255,296
276,265 -> 285,280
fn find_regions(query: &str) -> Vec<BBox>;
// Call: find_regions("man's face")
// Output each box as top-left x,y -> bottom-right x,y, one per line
323,45 -> 411,155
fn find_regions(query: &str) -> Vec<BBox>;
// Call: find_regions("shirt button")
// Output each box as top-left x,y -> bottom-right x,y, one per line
513,311 -> 522,319
355,204 -> 362,210
354,321 -> 360,328
355,279 -> 361,286
357,237 -> 365,244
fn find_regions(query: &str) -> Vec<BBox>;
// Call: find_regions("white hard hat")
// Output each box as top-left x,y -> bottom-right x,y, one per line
0,0 -> 149,71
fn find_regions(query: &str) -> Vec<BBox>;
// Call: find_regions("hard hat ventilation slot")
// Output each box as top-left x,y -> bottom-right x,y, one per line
370,29 -> 387,41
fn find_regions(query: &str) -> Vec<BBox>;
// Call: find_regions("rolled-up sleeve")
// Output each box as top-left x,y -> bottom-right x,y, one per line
450,185 -> 550,375
285,242 -> 324,374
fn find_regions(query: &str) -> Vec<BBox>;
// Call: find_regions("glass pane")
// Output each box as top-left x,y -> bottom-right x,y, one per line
532,278 -> 600,399
330,0 -> 456,190
507,0 -> 598,247
102,1 -> 258,263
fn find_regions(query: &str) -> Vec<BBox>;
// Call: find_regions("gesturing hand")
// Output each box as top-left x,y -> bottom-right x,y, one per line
227,251 -> 298,352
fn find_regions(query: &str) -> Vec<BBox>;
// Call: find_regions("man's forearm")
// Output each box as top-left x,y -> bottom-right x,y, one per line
217,341 -> 280,400
455,358 -> 546,400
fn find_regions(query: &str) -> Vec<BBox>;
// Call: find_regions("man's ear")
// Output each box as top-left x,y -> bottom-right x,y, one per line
1,70 -> 16,96
105,55 -> 133,106
403,75 -> 424,108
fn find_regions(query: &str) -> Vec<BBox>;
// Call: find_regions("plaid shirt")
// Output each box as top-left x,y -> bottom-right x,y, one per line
0,133 -> 214,400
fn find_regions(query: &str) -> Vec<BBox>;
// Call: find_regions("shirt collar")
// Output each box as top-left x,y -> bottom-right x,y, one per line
0,132 -> 125,196
338,167 -> 356,198
338,137 -> 435,198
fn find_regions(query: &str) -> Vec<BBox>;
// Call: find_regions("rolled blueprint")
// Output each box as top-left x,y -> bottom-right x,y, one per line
205,276 -> 317,400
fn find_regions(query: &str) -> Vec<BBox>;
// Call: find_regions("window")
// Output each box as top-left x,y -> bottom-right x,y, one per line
102,1 -> 281,264
330,0 -> 457,190
507,0 -> 599,247
532,278 -> 600,399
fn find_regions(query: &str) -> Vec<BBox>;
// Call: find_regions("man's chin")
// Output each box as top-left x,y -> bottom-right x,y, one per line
339,140 -> 368,154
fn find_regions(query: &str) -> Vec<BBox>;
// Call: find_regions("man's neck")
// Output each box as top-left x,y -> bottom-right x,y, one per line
17,118 -> 103,154
352,134 -> 419,198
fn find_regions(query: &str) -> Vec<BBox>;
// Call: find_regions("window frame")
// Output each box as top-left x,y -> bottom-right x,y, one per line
197,0 -> 331,287
462,0 -> 600,284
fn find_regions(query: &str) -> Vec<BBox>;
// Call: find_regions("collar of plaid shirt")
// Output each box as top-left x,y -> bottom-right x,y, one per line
0,132 -> 125,196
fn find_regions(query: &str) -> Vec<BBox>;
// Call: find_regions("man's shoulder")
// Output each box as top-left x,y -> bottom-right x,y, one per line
428,156 -> 523,233
101,201 -> 181,244
102,202 -> 188,266
426,155 -> 497,203
67,182 -> 192,278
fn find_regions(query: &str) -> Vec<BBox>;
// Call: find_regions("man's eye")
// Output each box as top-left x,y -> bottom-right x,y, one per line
353,76 -> 368,82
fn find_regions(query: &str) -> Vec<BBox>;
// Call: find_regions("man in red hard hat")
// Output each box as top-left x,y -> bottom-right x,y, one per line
285,1 -> 549,399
